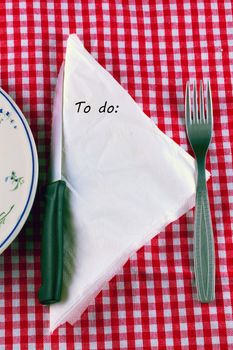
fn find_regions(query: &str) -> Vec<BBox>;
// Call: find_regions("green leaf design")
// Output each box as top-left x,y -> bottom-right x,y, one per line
0,205 -> 15,227
5,171 -> 24,191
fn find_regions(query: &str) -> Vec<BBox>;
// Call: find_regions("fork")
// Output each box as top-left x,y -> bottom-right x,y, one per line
185,80 -> 215,303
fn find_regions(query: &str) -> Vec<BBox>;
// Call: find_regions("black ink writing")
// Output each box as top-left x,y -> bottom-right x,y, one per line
75,101 -> 91,113
75,101 -> 119,115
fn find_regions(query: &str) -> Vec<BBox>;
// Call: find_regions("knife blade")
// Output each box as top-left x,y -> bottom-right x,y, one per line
38,63 -> 66,304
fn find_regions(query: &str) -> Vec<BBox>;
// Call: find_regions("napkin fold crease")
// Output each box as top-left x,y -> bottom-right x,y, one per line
49,34 -> 206,332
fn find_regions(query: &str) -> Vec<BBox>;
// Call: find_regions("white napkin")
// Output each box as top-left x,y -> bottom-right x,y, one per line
50,34 -> 200,332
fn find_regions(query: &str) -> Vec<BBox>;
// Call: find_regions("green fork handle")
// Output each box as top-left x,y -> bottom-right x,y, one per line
194,159 -> 215,303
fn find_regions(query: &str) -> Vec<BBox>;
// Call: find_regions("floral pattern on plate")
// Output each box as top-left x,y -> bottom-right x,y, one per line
5,171 -> 24,191
0,87 -> 38,254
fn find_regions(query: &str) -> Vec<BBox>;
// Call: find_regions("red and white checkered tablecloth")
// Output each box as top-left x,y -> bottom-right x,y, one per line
0,0 -> 233,348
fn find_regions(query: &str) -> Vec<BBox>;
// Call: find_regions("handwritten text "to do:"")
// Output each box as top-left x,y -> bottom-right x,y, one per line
75,101 -> 119,115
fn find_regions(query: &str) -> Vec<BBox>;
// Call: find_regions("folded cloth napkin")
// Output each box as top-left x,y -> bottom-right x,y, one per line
49,34 -> 202,332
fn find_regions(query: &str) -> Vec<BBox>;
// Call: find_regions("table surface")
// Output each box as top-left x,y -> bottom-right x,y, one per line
0,1 -> 233,349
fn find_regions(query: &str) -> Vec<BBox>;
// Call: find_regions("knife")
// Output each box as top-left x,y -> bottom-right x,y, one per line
38,63 -> 66,304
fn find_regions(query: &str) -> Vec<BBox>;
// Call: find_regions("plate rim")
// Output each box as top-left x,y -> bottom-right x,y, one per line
0,87 -> 38,254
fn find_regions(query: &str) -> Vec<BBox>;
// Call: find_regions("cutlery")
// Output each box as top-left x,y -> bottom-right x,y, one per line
38,65 -> 66,304
185,80 -> 215,303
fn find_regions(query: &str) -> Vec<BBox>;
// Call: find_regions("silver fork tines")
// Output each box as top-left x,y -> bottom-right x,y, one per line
193,80 -> 198,122
206,80 -> 213,125
199,81 -> 205,123
186,80 -> 213,125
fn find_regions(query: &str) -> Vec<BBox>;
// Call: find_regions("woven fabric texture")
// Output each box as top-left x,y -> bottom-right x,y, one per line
0,1 -> 233,349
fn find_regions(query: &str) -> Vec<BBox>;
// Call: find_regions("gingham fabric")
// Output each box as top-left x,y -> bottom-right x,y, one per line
0,1 -> 232,349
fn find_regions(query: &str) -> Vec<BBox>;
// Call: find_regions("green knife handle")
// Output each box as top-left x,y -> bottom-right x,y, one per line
194,159 -> 215,303
38,180 -> 66,305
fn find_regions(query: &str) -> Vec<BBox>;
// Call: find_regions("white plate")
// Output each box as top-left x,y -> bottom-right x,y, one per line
0,88 -> 38,254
